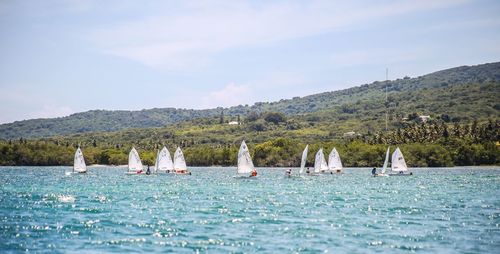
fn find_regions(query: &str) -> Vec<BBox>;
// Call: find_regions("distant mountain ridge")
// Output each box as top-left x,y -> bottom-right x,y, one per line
1,62 -> 499,140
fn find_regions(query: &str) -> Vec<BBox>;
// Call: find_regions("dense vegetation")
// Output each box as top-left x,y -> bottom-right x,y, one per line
1,120 -> 498,167
0,62 -> 498,167
0,62 -> 499,139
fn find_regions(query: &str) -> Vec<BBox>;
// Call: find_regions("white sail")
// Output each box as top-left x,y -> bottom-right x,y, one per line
391,147 -> 408,172
237,140 -> 254,174
321,151 -> 329,171
153,149 -> 159,173
314,149 -> 328,173
128,147 -> 143,173
381,147 -> 390,174
299,145 -> 309,174
156,146 -> 174,172
73,147 -> 86,173
173,147 -> 187,171
328,147 -> 343,171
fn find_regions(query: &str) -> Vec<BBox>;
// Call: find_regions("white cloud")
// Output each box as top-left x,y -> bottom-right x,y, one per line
0,87 -> 74,123
426,17 -> 500,32
198,72 -> 311,109
330,47 -> 429,68
201,83 -> 253,108
29,105 -> 74,120
89,0 -> 469,71
0,103 -> 75,124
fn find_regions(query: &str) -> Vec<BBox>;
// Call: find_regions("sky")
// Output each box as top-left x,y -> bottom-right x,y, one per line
0,0 -> 499,124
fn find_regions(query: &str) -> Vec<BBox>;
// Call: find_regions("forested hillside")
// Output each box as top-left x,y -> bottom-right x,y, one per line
1,62 -> 499,139
1,120 -> 498,167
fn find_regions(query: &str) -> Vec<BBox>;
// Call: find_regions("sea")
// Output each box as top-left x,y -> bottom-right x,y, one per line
0,166 -> 499,253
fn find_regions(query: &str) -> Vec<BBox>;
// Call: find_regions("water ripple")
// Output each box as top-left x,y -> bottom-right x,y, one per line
0,166 -> 499,253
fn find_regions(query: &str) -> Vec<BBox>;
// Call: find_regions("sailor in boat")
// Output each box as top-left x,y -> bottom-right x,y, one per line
306,167 -> 310,174
285,168 -> 292,177
250,169 -> 257,177
175,169 -> 192,175
146,165 -> 151,175
371,167 -> 377,176
137,169 -> 143,174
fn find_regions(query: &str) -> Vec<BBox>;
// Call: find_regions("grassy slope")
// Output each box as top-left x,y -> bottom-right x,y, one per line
32,81 -> 498,153
0,62 -> 499,139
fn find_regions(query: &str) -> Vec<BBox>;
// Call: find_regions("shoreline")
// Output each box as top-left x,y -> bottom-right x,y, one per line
0,165 -> 499,169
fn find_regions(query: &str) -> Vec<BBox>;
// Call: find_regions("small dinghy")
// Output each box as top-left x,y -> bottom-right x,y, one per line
155,146 -> 174,173
388,147 -> 412,176
234,140 -> 257,178
126,147 -> 144,175
72,147 -> 87,174
313,148 -> 328,175
290,144 -> 309,177
173,147 -> 191,175
327,147 -> 343,173
300,145 -> 309,175
286,144 -> 310,178
373,147 -> 390,177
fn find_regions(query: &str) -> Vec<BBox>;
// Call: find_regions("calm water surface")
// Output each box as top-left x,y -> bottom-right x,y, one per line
1,167 -> 499,253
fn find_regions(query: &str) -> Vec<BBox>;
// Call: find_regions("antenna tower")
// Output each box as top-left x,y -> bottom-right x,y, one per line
385,68 -> 388,131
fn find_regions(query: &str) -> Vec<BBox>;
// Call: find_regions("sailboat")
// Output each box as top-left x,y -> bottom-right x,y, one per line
327,147 -> 343,173
126,147 -> 143,175
389,147 -> 412,176
314,148 -> 328,174
374,147 -> 390,177
235,140 -> 257,178
73,147 -> 87,174
153,149 -> 159,174
173,147 -> 191,175
299,145 -> 309,175
155,146 -> 174,173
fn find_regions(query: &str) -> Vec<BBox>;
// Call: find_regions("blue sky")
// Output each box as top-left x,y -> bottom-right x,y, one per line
0,0 -> 499,124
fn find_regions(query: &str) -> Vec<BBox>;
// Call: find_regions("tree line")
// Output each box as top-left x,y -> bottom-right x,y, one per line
0,121 -> 498,167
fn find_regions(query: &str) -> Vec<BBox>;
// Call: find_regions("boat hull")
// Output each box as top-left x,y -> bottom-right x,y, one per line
157,170 -> 173,173
306,173 -> 320,176
388,173 -> 413,176
233,175 -> 258,179
125,171 -> 143,175
325,169 -> 342,173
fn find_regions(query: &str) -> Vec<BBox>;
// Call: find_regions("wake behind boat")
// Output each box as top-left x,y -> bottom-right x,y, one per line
234,140 -> 257,178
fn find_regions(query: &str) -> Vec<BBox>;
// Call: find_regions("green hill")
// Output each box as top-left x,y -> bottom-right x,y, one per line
0,62 -> 499,140
1,60 -> 499,167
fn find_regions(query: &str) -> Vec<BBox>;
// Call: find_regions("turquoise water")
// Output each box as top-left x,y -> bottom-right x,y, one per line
1,167 -> 499,253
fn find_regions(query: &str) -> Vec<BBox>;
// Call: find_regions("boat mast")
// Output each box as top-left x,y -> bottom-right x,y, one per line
385,68 -> 388,132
